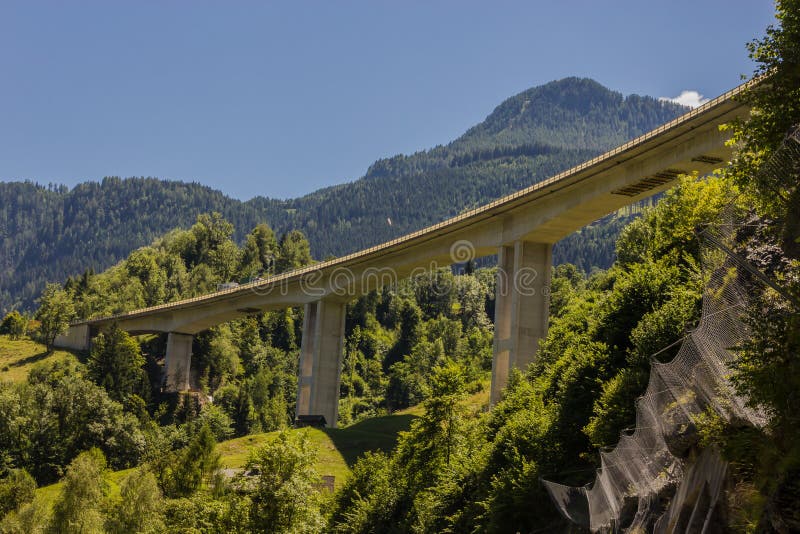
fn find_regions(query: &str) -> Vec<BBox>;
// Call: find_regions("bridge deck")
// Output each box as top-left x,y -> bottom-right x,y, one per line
74,79 -> 754,331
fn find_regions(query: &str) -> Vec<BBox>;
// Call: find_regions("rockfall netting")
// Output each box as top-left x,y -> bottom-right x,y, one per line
542,220 -> 768,532
543,123 -> 800,532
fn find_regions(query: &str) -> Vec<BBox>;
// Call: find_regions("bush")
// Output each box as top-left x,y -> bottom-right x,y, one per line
0,312 -> 26,340
0,469 -> 35,517
245,430 -> 323,534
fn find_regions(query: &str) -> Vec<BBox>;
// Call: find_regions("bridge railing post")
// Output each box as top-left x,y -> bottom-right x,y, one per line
491,241 -> 552,405
295,299 -> 346,428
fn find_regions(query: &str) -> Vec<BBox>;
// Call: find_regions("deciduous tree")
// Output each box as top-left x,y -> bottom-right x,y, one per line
34,283 -> 75,350
0,311 -> 27,340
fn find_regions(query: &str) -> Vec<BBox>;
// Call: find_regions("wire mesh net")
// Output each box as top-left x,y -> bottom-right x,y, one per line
542,218 -> 767,532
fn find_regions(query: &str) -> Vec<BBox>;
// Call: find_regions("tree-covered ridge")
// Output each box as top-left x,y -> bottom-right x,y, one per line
453,77 -> 685,151
0,77 -> 687,313
0,179 -> 286,313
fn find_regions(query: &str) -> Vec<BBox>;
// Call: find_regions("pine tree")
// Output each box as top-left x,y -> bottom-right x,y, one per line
87,324 -> 146,403
275,230 -> 313,273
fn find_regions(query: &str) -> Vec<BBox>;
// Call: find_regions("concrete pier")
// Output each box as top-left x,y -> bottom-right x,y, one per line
296,300 -> 346,428
165,333 -> 193,392
491,241 -> 552,404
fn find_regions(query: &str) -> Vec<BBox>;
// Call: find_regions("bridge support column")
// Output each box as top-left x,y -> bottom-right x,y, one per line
491,241 -> 552,405
165,333 -> 193,392
296,300 -> 346,428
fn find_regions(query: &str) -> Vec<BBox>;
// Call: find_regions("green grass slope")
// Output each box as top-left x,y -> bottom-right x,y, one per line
35,410 -> 419,507
217,412 -> 419,482
0,336 -> 79,383
31,358 -> 490,506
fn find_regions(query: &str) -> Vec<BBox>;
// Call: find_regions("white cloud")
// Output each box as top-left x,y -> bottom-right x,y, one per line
659,90 -> 710,109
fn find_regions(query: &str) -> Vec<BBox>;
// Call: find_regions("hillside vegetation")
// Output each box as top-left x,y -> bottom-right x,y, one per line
0,78 -> 685,313
1,173 -> 761,532
33,410 -> 424,511
3,2 -> 800,529
0,336 -> 77,383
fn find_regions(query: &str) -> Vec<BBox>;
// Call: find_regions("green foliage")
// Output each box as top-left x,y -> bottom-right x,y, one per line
412,269 -> 455,319
276,229 -> 313,273
239,223 -> 279,280
169,425 -> 221,498
454,273 -> 492,330
263,308 -> 297,352
594,260 -> 683,361
33,283 -> 74,349
187,404 -> 235,443
329,451 -> 398,533
0,496 -> 50,534
189,312 -> 300,435
161,492 -> 248,533
245,430 -> 324,534
583,367 -> 647,448
480,378 -> 563,531
194,324 -> 242,393
87,324 -> 147,403
0,469 -> 35,517
0,359 -> 146,484
330,362 -> 487,534
734,295 -> 800,426
50,448 -> 108,534
393,299 -> 422,363
0,312 -> 26,340
653,175 -> 731,254
187,212 -> 235,268
628,286 -> 700,365
617,174 -> 735,265
215,383 -> 257,436
125,248 -> 167,306
59,214 -> 313,322
399,362 -> 469,475
105,468 -> 164,534
388,339 -> 445,408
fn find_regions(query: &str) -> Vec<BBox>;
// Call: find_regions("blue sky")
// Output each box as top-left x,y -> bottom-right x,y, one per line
0,1 -> 776,200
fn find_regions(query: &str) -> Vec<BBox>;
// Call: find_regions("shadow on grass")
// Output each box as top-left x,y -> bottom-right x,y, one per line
324,413 -> 418,467
7,350 -> 51,368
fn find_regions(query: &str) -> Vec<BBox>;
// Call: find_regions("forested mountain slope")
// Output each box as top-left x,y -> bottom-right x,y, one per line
0,78 -> 686,312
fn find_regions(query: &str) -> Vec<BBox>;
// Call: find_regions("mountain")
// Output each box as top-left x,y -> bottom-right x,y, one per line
0,78 -> 687,313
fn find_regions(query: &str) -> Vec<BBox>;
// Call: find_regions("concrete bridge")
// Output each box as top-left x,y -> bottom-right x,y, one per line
55,80 -> 752,427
